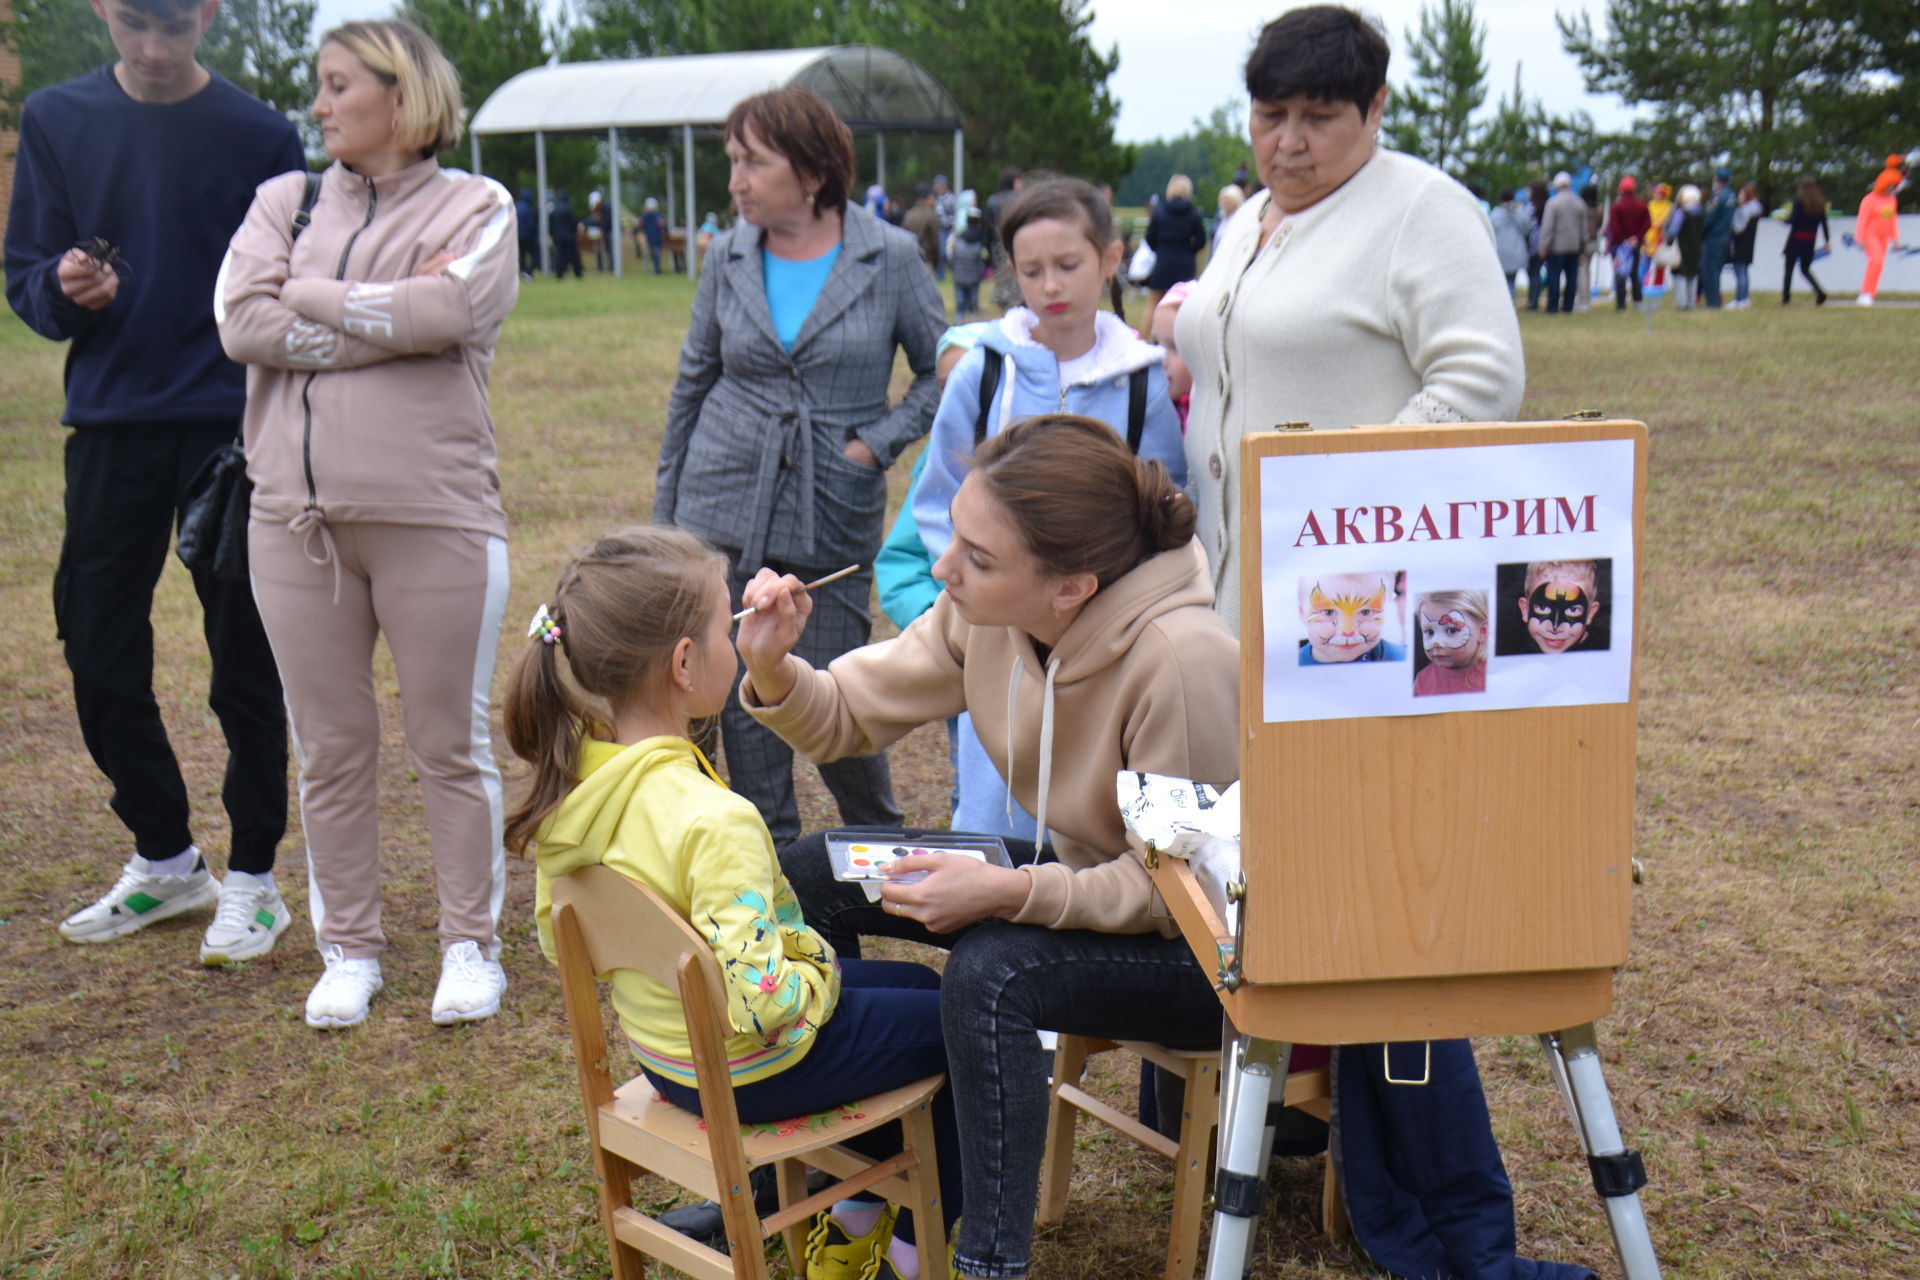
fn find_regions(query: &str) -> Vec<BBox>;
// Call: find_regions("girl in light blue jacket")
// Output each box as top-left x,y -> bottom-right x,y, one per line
901,178 -> 1184,836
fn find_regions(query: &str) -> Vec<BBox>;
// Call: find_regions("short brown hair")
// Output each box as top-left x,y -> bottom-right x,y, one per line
971,415 -> 1194,590
724,87 -> 856,218
322,20 -> 465,156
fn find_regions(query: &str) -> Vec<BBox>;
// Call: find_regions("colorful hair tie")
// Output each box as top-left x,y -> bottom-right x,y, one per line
527,603 -> 563,644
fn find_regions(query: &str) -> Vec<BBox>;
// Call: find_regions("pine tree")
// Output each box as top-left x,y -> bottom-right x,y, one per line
1558,0 -> 1916,203
1383,0 -> 1487,177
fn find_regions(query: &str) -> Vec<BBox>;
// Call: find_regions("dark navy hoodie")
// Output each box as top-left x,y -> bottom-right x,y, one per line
4,65 -> 304,427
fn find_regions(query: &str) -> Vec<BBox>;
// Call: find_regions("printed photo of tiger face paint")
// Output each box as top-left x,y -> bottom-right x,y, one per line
1297,571 -> 1406,665
1512,559 -> 1605,654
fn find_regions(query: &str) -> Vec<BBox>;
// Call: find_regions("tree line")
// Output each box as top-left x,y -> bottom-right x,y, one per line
1127,0 -> 1915,215
3,0 -> 1135,219
6,0 -> 1910,220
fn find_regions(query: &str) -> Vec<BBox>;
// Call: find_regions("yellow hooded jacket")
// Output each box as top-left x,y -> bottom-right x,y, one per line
532,736 -> 839,1086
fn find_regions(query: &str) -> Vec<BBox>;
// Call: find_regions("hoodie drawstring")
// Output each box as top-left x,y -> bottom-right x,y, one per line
1003,654 -> 1059,853
288,507 -> 343,605
1033,656 -> 1059,851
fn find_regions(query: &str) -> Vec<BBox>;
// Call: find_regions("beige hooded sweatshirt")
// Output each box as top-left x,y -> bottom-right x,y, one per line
215,158 -> 519,538
742,539 -> 1240,935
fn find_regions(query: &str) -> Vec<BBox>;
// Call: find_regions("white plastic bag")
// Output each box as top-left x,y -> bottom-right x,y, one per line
1128,241 -> 1157,283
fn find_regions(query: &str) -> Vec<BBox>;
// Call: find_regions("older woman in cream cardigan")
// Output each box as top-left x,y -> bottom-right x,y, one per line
1177,6 -> 1524,630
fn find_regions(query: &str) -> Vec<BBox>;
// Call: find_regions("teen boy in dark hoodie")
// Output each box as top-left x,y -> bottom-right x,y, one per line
6,0 -> 302,963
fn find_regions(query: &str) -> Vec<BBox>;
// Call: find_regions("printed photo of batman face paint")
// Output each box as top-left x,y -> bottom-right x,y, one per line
1300,572 -> 1395,662
1518,560 -> 1602,654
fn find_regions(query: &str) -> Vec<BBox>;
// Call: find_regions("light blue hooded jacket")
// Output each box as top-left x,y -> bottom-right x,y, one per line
910,307 -> 1185,564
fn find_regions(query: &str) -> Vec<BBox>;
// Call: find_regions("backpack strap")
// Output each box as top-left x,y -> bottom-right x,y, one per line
1126,365 -> 1149,454
291,171 -> 322,242
973,351 -> 1003,448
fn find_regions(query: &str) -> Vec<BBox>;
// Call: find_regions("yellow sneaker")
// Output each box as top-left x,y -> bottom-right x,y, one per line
805,1204 -> 896,1280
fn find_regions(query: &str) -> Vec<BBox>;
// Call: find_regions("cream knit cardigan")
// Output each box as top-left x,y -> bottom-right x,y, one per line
1176,148 -> 1526,631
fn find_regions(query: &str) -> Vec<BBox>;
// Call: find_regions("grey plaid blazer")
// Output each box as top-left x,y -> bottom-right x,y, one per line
654,204 -> 946,570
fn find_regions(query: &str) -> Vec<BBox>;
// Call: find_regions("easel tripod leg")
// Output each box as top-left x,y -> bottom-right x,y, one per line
1539,1024 -> 1662,1280
1204,1034 -> 1287,1280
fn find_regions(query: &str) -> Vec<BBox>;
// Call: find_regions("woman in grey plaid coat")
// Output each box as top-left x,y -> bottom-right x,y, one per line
654,86 -> 946,843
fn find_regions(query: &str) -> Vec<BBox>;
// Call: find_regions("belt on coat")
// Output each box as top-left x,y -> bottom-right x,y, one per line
741,404 -> 817,570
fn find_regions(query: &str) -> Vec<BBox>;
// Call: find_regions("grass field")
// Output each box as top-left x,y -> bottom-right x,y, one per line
1,276 -> 1916,1279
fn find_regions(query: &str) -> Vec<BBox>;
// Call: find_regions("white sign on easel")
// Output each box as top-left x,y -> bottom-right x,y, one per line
1258,438 -> 1636,724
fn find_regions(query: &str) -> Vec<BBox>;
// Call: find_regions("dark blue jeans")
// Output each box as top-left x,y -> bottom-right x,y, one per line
1701,236 -> 1729,306
781,830 -> 1223,1278
1545,253 -> 1580,312
644,958 -> 958,1243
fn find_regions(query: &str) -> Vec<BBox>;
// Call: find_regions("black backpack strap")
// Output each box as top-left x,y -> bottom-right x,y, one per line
973,351 -> 1003,448
291,171 -> 322,242
1126,365 -> 1150,454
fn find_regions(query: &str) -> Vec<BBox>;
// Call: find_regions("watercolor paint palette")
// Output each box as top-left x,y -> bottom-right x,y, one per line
824,831 -> 1013,891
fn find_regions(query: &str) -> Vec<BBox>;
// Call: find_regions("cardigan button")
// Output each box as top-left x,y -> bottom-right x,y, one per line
787,366 -> 799,379
1209,453 -> 1223,479
1217,293 -> 1230,316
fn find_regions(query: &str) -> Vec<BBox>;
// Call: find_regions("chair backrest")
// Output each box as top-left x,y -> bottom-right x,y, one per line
552,862 -> 708,988
550,864 -> 749,1139
551,865 -> 771,1278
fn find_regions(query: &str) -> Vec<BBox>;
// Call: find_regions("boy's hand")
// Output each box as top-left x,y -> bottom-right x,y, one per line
56,249 -> 120,309
877,854 -> 1028,934
735,568 -> 811,704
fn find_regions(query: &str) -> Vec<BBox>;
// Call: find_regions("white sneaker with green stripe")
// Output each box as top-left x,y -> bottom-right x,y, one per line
58,854 -> 219,943
199,875 -> 291,965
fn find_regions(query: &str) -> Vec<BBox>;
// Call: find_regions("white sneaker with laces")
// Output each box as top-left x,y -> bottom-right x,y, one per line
59,854 -> 219,943
431,940 -> 506,1025
305,945 -> 384,1029
200,876 -> 291,965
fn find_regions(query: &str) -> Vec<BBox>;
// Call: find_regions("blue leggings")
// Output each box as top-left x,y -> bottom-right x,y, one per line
645,959 -> 959,1243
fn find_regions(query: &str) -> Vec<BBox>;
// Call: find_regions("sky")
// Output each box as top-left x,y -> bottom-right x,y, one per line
307,0 -> 1641,144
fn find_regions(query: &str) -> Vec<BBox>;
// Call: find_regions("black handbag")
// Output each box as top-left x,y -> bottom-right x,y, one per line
175,170 -> 325,583
176,440 -> 252,580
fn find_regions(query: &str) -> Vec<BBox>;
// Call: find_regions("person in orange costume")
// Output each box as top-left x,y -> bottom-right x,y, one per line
1643,181 -> 1674,290
1855,169 -> 1903,306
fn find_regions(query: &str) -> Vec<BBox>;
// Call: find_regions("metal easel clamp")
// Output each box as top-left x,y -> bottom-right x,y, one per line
1383,1041 -> 1432,1086
1588,1149 -> 1648,1198
1564,409 -> 1606,420
1211,1168 -> 1269,1219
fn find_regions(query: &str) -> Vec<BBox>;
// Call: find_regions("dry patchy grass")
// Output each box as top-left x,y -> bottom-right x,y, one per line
1,280 -> 1915,1279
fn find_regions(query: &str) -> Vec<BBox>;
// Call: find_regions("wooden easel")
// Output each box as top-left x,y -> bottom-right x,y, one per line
1151,421 -> 1662,1280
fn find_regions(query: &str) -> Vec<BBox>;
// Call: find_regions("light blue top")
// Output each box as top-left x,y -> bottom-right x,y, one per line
762,243 -> 841,350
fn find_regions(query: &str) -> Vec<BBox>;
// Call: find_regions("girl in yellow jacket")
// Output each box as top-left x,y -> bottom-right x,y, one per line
506,526 -> 959,1280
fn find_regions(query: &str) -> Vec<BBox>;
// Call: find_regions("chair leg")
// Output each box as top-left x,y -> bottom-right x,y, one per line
1164,1056 -> 1219,1280
904,1102 -> 948,1280
1321,1150 -> 1347,1242
1038,1035 -> 1095,1223
777,1158 -> 810,1278
590,1144 -> 652,1280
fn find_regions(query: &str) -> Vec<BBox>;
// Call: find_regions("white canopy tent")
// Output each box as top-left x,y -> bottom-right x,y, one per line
469,46 -> 965,279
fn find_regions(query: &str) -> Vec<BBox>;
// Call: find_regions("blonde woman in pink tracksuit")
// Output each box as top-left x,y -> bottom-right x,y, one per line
216,19 -> 519,1029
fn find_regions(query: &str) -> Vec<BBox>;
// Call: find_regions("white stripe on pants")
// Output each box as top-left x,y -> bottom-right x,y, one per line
250,520 -> 509,959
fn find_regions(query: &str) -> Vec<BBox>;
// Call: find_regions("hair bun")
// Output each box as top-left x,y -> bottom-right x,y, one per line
1135,458 -> 1195,551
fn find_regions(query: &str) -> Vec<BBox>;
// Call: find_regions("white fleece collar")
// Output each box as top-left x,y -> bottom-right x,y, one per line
995,308 -> 1165,386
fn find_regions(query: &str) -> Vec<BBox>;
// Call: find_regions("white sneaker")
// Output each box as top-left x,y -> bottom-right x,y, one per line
200,876 -> 291,965
58,854 -> 218,943
1857,294 -> 1875,307
431,940 -> 506,1025
305,945 -> 384,1029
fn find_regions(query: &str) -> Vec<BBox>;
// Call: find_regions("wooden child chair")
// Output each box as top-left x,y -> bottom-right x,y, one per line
1037,1035 -> 1340,1280
551,864 -> 948,1280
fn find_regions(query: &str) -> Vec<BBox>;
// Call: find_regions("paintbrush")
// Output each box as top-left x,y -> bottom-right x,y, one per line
732,564 -> 861,621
